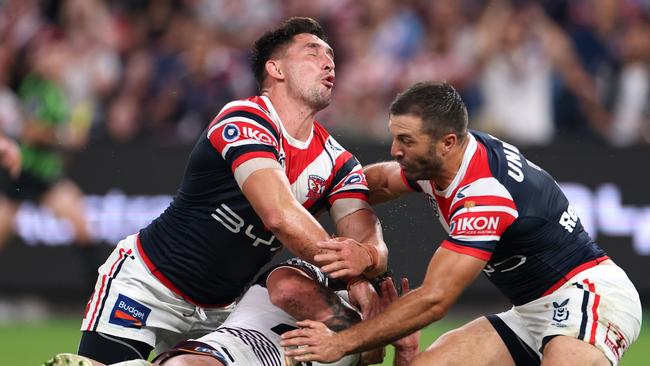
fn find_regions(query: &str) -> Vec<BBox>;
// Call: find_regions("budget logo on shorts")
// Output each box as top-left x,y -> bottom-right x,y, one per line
109,294 -> 151,329
222,124 -> 240,142
551,298 -> 570,325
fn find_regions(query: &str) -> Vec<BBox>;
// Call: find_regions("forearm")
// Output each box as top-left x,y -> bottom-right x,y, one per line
269,201 -> 330,265
339,287 -> 442,354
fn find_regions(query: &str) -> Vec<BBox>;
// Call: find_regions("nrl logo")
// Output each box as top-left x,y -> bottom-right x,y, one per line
307,175 -> 326,199
551,298 -> 570,325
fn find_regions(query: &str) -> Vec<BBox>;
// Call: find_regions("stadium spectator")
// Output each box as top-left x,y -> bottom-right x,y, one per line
4,0 -> 650,146
280,82 -> 642,366
0,39 -> 92,254
77,17 -> 388,364
49,259 -> 419,366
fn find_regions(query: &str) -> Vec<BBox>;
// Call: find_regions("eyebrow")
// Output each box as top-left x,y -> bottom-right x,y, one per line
305,42 -> 335,59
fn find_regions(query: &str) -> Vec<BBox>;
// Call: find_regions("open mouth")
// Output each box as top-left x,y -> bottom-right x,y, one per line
322,75 -> 335,88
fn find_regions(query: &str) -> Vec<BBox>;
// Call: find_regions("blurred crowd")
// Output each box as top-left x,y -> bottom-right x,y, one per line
1,0 -> 649,147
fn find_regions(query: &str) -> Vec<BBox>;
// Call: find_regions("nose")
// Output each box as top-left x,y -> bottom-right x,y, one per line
390,141 -> 403,159
323,55 -> 335,73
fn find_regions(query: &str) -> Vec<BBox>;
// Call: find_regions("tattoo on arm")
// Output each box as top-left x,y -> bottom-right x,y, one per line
316,283 -> 361,332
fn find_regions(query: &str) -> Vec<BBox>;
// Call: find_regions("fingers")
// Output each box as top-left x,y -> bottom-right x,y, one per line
324,268 -> 351,278
314,252 -> 339,263
401,277 -> 410,293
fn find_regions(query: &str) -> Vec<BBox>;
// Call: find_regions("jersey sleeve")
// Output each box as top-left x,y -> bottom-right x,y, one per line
400,169 -> 423,192
206,100 -> 282,183
324,138 -> 371,223
442,177 -> 519,261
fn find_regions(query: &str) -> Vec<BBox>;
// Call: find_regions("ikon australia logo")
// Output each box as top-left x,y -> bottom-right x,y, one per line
453,216 -> 500,234
222,123 -> 277,146
551,298 -> 570,327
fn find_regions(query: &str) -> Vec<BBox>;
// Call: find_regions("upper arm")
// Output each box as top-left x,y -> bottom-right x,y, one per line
363,161 -> 417,205
241,167 -> 302,226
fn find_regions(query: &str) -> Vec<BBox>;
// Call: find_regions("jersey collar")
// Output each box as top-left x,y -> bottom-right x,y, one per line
260,95 -> 314,149
434,132 -> 477,198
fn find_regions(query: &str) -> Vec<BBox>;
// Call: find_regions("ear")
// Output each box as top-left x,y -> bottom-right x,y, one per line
440,133 -> 457,155
265,60 -> 284,81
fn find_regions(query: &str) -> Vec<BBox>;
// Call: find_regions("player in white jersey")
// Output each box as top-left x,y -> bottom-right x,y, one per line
46,259 -> 419,366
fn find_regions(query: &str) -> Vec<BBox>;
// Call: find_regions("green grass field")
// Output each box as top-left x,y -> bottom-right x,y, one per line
1,315 -> 647,365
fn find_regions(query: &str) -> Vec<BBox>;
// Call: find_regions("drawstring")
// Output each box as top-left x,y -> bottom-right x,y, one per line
182,305 -> 208,320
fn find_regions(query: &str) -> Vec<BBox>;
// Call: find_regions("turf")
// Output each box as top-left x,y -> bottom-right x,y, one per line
1,315 -> 647,365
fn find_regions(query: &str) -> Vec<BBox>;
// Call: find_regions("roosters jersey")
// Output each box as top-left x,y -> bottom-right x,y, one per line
138,96 -> 369,306
404,130 -> 607,305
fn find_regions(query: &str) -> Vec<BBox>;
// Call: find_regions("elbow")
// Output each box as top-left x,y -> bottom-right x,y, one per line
268,281 -> 294,310
260,208 -> 287,233
419,287 -> 452,323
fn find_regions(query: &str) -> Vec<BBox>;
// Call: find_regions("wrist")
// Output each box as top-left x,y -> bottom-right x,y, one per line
357,243 -> 379,275
346,276 -> 366,292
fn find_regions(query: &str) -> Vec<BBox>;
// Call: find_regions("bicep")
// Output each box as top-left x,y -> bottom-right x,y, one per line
333,207 -> 382,245
241,165 -> 295,219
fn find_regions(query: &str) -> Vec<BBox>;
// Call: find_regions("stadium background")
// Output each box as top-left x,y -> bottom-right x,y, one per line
0,0 -> 648,365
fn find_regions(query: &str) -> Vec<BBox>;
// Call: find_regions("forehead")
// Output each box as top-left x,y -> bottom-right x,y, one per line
288,33 -> 333,55
388,114 -> 424,135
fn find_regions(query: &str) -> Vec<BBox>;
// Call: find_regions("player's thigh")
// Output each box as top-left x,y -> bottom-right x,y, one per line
541,335 -> 609,366
410,317 -> 515,366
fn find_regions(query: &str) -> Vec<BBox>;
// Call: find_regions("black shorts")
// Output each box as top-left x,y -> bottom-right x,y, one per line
2,171 -> 57,201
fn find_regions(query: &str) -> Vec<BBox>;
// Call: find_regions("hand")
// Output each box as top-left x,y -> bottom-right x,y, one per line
380,278 -> 420,352
315,237 -> 373,278
348,279 -> 381,321
280,320 -> 346,363
0,136 -> 21,178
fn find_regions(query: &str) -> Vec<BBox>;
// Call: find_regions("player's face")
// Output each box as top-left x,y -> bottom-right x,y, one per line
389,114 -> 443,181
281,33 -> 335,111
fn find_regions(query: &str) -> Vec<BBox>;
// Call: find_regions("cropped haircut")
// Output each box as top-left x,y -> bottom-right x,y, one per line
389,82 -> 468,140
251,17 -> 326,89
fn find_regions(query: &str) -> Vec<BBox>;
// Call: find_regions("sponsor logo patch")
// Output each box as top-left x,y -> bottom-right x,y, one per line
222,124 -> 240,142
109,294 -> 151,329
456,186 -> 470,199
344,173 -> 364,185
604,322 -> 628,359
452,216 -> 500,234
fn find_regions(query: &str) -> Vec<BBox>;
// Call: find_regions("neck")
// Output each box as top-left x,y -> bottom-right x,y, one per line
433,137 -> 470,191
261,88 -> 317,142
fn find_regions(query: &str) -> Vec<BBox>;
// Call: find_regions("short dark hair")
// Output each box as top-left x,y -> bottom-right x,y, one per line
251,17 -> 326,89
389,82 -> 468,140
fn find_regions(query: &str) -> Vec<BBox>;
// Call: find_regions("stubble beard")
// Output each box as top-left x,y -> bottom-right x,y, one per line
401,145 -> 443,181
288,73 -> 331,112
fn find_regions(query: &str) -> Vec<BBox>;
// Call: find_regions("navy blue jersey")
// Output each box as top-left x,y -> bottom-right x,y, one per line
404,131 -> 607,305
138,96 -> 369,307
